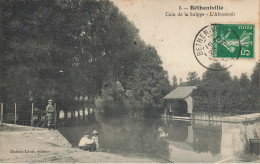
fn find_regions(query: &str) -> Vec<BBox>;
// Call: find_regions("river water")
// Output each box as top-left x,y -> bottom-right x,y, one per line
58,109 -> 259,163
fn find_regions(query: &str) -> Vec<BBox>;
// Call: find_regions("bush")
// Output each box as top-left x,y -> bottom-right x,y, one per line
95,98 -> 105,109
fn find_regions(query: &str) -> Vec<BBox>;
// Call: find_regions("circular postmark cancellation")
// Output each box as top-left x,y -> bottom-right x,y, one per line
193,24 -> 247,71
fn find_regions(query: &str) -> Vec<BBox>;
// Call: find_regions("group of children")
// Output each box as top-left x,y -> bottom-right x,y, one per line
78,130 -> 99,152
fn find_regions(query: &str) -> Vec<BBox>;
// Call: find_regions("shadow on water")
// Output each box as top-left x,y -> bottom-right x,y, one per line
191,123 -> 222,155
59,111 -> 170,162
58,108 -> 259,162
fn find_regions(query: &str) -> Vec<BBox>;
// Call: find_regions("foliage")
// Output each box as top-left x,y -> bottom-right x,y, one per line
172,75 -> 178,89
250,62 -> 260,111
186,71 -> 200,86
127,46 -> 171,113
192,63 -> 231,111
192,62 -> 259,113
0,0 -> 170,114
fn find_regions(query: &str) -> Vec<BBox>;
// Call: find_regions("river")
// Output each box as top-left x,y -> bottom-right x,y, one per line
58,108 -> 259,163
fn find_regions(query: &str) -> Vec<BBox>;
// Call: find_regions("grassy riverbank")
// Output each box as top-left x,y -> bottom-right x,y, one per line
0,124 -> 155,163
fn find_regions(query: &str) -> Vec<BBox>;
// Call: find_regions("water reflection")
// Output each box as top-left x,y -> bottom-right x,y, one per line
167,120 -> 190,142
74,111 -> 78,118
59,113 -> 170,161
191,122 -> 222,155
85,108 -> 88,116
79,109 -> 83,119
67,111 -> 71,118
160,120 -> 223,163
98,117 -> 169,161
58,110 -> 64,119
58,110 -> 259,163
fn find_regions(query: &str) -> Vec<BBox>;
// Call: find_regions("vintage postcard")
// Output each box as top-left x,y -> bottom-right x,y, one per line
0,0 -> 259,163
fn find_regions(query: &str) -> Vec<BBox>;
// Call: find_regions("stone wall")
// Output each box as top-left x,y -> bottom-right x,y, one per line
192,111 -> 232,122
221,121 -> 260,157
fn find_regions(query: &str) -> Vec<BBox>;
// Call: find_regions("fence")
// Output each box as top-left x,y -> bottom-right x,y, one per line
0,102 -> 96,128
0,102 -> 55,127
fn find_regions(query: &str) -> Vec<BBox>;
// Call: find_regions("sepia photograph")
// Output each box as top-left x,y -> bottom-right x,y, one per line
0,0 -> 259,163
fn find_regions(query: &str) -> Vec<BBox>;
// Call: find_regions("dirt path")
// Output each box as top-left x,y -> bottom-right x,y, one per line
0,124 -> 155,163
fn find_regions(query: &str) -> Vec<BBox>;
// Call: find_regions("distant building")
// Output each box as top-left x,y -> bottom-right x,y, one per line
163,86 -> 196,116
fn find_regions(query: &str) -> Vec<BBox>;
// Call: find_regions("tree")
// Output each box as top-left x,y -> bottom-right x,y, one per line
128,46 -> 171,113
192,62 -> 259,113
226,75 -> 242,111
251,62 -> 260,89
250,62 -> 260,111
239,73 -> 250,89
0,0 -> 170,115
172,75 -> 178,89
237,73 -> 251,111
179,78 -> 183,86
192,63 -> 232,111
186,71 -> 200,86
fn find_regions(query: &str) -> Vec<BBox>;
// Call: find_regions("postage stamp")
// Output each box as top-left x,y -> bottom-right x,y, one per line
212,24 -> 254,59
193,24 -> 255,71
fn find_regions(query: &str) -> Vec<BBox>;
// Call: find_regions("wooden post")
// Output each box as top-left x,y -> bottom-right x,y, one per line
31,103 -> 34,126
88,108 -> 90,118
170,101 -> 172,112
171,101 -> 174,116
0,103 -> 3,124
14,103 -> 17,124
83,108 -> 86,120
54,103 -> 57,129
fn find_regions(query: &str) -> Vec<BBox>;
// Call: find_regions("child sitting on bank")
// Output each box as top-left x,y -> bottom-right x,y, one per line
78,131 -> 96,151
92,130 -> 99,150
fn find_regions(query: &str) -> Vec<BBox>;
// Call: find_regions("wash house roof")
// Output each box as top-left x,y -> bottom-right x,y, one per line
163,86 -> 196,100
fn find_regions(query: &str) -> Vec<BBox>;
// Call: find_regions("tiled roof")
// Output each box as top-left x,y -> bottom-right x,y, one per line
163,86 -> 196,99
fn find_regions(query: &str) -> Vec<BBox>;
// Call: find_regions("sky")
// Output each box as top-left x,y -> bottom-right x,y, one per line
112,0 -> 259,84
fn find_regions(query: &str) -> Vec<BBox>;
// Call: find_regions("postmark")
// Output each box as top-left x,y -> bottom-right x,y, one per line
193,24 -> 254,71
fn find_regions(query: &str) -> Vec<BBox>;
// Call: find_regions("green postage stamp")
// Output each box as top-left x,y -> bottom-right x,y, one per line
212,24 -> 254,59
